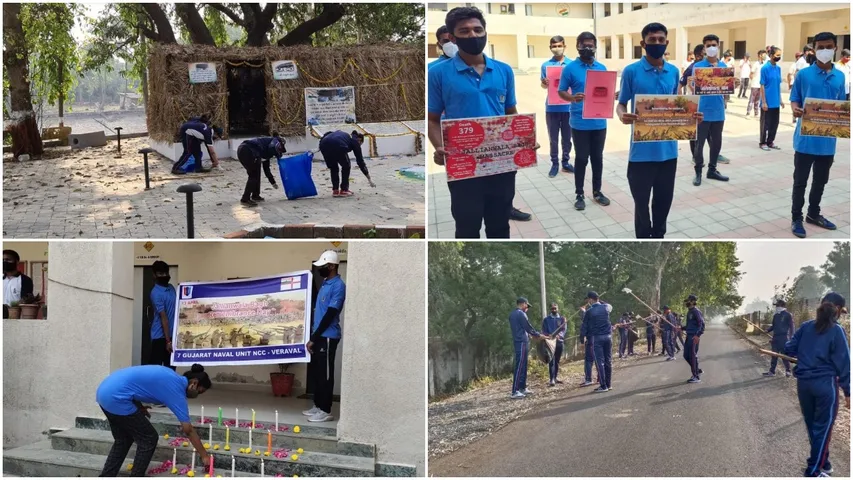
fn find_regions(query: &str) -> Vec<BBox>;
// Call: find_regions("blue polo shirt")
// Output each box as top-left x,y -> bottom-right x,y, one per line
558,58 -> 608,130
618,57 -> 680,162
541,56 -> 571,114
760,62 -> 783,109
693,59 -> 728,122
313,275 -> 345,339
428,54 -> 517,120
791,63 -> 847,156
150,283 -> 177,341
428,55 -> 451,71
96,366 -> 191,422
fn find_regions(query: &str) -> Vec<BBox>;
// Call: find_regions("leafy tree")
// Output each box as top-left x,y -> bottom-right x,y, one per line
791,265 -> 826,301
743,297 -> 771,315
3,3 -> 43,156
820,242 -> 850,297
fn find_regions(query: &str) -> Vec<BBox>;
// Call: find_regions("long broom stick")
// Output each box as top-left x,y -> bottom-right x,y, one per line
621,288 -> 679,329
742,316 -> 773,338
759,348 -> 798,364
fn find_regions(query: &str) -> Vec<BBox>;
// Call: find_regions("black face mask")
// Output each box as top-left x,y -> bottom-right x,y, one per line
156,276 -> 171,286
455,35 -> 488,55
578,46 -> 596,60
3,261 -> 16,272
318,267 -> 331,278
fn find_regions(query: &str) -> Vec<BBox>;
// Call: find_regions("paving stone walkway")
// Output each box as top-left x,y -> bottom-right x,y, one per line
3,138 -> 425,239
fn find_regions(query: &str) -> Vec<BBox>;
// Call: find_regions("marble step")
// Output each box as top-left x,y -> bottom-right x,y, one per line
75,415 -> 372,457
52,428 -> 375,477
3,441 -> 261,477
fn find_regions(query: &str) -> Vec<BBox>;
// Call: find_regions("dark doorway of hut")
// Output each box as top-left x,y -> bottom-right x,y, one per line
226,65 -> 269,136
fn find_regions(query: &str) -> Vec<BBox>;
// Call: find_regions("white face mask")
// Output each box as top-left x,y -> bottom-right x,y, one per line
776,307 -> 784,314
816,48 -> 836,64
705,46 -> 719,58
442,41 -> 459,58
551,47 -> 564,57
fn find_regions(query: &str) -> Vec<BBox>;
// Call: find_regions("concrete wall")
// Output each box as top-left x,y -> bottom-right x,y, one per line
2,242 -> 49,262
3,242 -> 135,447
337,241 -> 425,475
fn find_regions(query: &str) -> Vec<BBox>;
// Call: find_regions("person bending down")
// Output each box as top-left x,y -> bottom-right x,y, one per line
236,135 -> 286,207
318,130 -> 375,197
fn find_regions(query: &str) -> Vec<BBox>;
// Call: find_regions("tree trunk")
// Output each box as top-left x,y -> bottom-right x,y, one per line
175,4 -> 216,45
141,67 -> 149,112
140,3 -> 177,44
3,3 -> 43,156
57,61 -> 65,126
276,3 -> 346,46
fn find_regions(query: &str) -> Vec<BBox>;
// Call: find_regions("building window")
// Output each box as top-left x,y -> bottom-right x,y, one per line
525,4 -> 533,16
604,37 -> 612,59
633,4 -> 645,11
604,3 -> 611,17
619,36 -> 624,59
633,46 -> 642,59
487,3 -> 492,14
489,44 -> 495,58
528,45 -> 535,58
429,3 -> 448,11
618,3 -> 623,14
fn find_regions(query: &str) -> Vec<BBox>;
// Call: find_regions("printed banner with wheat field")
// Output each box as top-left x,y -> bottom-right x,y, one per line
633,95 -> 700,142
801,98 -> 851,138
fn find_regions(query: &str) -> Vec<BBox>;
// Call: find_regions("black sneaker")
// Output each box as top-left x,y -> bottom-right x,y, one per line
806,215 -> 837,230
693,173 -> 702,186
593,386 -> 609,393
593,191 -> 610,206
792,220 -> 807,238
251,196 -> 265,202
241,199 -> 259,207
510,207 -> 532,221
706,169 -> 729,182
574,195 -> 586,211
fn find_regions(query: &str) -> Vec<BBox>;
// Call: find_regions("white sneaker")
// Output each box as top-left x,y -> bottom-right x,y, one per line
308,411 -> 334,423
302,406 -> 321,416
521,388 -> 533,395
510,392 -> 525,399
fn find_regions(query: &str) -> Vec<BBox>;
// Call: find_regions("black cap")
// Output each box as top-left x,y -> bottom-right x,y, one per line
685,294 -> 697,302
586,291 -> 599,300
775,299 -> 786,307
822,292 -> 846,309
517,297 -> 529,305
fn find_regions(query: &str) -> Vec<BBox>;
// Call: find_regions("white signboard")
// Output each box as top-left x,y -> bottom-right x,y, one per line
188,62 -> 217,84
271,60 -> 298,80
305,86 -> 357,126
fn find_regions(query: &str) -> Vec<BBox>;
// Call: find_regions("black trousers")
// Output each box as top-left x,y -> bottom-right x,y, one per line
548,341 -> 564,382
310,337 -> 340,414
173,137 -> 204,174
646,333 -> 656,353
571,128 -> 607,196
627,159 -> 677,238
792,152 -> 834,222
238,145 -> 261,202
447,172 -> 516,238
320,146 -> 351,191
99,407 -> 159,477
694,121 -> 724,172
760,107 -> 780,146
146,338 -> 175,371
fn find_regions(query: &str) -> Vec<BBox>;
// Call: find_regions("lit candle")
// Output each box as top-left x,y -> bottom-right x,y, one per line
231,456 -> 235,478
225,426 -> 230,446
275,411 -> 278,431
218,407 -> 223,426
261,458 -> 264,477
267,430 -> 271,453
248,428 -> 252,452
209,423 -> 213,445
209,454 -> 214,477
251,409 -> 256,429
191,448 -> 196,471
235,408 -> 238,427
172,448 -> 177,468
201,406 -> 204,424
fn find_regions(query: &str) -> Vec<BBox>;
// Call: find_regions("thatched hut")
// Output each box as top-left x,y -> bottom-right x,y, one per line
146,43 -> 424,142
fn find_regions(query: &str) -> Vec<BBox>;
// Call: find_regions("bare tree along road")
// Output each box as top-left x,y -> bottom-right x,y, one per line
429,323 -> 850,477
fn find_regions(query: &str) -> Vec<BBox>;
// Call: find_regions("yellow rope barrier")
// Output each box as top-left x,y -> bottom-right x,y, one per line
350,57 -> 409,82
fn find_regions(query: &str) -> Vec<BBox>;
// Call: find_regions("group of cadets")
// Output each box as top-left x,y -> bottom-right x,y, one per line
428,6 -> 847,239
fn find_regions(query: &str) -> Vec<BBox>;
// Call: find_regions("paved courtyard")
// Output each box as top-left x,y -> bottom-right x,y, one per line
428,74 -> 850,239
3,137 -> 425,238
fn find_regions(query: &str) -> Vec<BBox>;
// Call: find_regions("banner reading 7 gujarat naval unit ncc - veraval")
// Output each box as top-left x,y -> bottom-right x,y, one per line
170,271 -> 312,366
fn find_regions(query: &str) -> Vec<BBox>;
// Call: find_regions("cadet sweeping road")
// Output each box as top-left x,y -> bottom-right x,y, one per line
428,323 -> 850,477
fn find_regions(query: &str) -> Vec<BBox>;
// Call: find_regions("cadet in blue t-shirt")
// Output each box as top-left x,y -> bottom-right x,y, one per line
789,32 -> 847,239
429,25 -> 458,71
759,46 -> 785,151
617,23 -> 703,238
305,250 -> 346,422
147,260 -> 177,371
784,292 -> 850,477
427,6 -> 539,239
95,364 -> 212,477
558,31 -> 611,211
691,34 -> 730,186
541,35 -> 574,178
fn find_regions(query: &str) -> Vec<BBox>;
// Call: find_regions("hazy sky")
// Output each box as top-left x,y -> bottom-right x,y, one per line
736,241 -> 835,307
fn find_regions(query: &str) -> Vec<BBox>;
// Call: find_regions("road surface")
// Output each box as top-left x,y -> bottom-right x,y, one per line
429,323 -> 850,477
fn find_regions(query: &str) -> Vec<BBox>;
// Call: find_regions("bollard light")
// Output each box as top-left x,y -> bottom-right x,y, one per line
139,147 -> 155,190
177,183 -> 203,239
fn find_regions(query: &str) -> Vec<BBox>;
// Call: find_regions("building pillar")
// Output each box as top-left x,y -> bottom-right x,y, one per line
594,2 -> 605,21
337,242 -> 425,476
610,2 -> 619,19
677,26 -> 689,64
624,33 -> 634,61
611,35 -> 620,59
765,14 -> 785,52
515,33 -> 528,69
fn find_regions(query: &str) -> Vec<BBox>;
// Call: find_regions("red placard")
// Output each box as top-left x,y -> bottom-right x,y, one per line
441,114 -> 538,181
582,70 -> 617,119
546,66 -> 570,106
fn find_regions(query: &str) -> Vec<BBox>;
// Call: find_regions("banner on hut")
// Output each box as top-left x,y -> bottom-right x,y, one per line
272,60 -> 298,80
188,63 -> 218,84
170,271 -> 313,366
305,86 -> 357,126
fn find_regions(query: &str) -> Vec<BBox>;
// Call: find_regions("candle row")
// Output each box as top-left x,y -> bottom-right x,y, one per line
201,407 -> 279,431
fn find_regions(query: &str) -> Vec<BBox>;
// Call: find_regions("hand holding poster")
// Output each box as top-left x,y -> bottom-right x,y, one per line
546,66 -> 570,106
693,67 -> 735,95
582,70 -> 617,119
171,272 -> 312,366
801,98 -> 851,138
441,114 -> 537,181
633,95 -> 700,142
